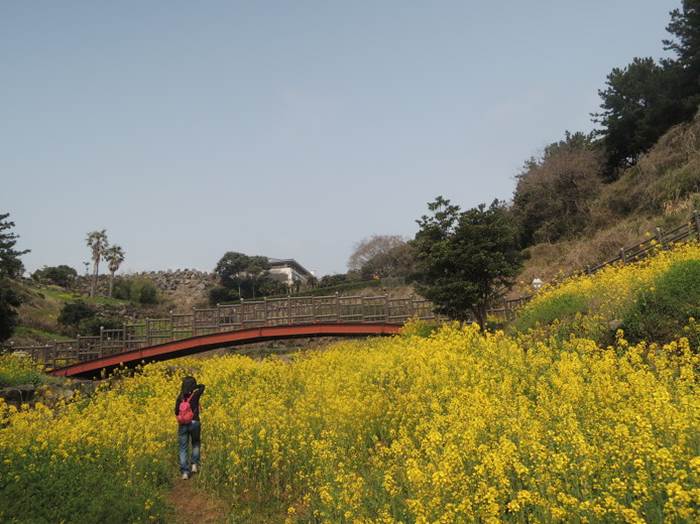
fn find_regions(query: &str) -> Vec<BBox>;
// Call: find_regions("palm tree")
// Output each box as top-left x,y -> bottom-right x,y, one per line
86,230 -> 109,297
104,245 -> 125,297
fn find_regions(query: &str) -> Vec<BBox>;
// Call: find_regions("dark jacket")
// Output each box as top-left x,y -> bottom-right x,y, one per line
175,384 -> 205,422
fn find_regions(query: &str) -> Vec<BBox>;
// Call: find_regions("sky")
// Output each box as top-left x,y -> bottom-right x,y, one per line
2,1 -> 681,276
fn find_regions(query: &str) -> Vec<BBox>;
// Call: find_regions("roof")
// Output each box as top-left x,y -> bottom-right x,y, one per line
268,258 -> 313,277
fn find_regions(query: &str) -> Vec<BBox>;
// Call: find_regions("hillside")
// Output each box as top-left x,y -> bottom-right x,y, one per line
515,112 -> 700,294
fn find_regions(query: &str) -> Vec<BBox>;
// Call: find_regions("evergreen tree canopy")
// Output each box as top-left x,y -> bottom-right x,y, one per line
0,213 -> 29,279
412,198 -> 522,328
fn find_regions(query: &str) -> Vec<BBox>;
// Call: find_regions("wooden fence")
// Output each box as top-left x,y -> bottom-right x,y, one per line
581,210 -> 700,276
9,293 -> 532,369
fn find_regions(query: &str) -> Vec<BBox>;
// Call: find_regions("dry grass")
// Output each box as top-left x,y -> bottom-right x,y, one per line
514,111 -> 700,295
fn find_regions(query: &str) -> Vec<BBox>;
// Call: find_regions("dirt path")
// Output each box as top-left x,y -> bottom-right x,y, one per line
167,476 -> 229,524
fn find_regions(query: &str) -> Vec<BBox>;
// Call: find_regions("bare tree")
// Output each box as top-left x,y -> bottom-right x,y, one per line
347,235 -> 405,272
86,230 -> 109,297
104,244 -> 125,297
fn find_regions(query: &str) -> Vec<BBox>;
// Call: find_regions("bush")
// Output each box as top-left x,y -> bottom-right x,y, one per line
112,278 -> 158,305
31,265 -> 78,288
622,259 -> 700,345
131,279 -> 158,304
57,301 -> 95,329
111,278 -> 131,301
209,285 -> 238,305
0,354 -> 44,387
78,316 -> 124,336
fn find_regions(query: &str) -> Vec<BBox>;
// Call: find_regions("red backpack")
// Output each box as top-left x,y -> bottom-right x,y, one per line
176,392 -> 195,425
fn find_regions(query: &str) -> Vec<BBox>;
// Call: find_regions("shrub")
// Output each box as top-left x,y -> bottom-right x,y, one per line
78,316 -> 124,336
132,279 -> 158,304
0,354 -> 44,387
112,277 -> 158,305
622,259 -> 700,345
31,265 -> 78,288
57,301 -> 95,329
209,285 -> 238,305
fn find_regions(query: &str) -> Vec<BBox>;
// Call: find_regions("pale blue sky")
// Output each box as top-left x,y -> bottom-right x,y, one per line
2,1 -> 680,276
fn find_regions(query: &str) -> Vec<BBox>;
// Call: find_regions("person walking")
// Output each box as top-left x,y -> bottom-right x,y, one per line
175,376 -> 205,480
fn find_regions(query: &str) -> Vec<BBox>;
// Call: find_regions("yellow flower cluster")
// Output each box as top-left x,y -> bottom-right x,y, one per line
1,320 -> 698,522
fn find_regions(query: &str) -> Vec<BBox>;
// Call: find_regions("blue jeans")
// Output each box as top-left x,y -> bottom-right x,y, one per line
178,420 -> 201,473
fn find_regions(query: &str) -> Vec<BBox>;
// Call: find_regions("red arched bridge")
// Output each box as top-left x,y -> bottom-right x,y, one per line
13,293 -> 528,379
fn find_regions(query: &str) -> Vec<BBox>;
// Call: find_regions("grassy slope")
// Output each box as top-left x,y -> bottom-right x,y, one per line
10,281 -> 130,346
515,114 -> 700,295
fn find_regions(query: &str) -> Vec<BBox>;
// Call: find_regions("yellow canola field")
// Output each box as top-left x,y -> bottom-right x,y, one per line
514,242 -> 700,341
1,322 -> 699,523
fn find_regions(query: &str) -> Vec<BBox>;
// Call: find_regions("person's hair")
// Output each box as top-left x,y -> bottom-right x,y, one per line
180,376 -> 197,397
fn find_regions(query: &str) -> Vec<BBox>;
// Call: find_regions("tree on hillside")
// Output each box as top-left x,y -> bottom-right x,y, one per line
347,235 -> 405,272
359,242 -> 416,280
412,197 -> 522,329
593,57 -> 689,179
0,213 -> 29,343
0,280 -> 21,344
664,1 -> 700,107
104,245 -> 125,297
212,252 -> 285,303
513,132 -> 603,246
0,213 -> 29,279
32,265 -> 78,288
86,230 -> 109,297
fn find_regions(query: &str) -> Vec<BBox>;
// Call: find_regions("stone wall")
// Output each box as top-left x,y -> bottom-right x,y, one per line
75,269 -> 217,311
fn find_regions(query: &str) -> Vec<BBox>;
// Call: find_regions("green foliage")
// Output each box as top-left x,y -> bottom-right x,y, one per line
78,316 -> 124,336
32,265 -> 78,288
0,446 -> 168,523
0,280 -> 22,343
318,273 -> 351,287
113,277 -> 158,304
511,292 -> 589,334
0,354 -> 44,387
412,197 -> 522,328
57,301 -> 96,329
212,252 -> 286,303
622,259 -> 700,345
593,3 -> 700,179
593,57 -> 691,179
209,285 -> 238,304
664,1 -> 700,108
130,278 -> 158,304
0,213 -> 29,279
215,252 -> 270,288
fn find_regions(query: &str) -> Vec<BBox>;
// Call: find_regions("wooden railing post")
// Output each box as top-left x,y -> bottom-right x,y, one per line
335,292 -> 340,323
145,318 -> 151,346
620,247 -> 626,264
287,296 -> 292,325
655,227 -> 664,248
216,304 -> 221,332
191,308 -> 197,336
384,294 -> 389,323
693,210 -> 700,240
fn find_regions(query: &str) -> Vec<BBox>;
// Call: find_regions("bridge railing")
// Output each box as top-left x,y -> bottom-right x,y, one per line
9,294 -> 442,369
